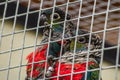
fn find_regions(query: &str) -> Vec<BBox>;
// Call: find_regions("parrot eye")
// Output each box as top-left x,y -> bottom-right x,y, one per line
51,13 -> 60,21
78,37 -> 86,43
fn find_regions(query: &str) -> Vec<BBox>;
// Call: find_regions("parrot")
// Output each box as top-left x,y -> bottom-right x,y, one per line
25,7 -> 77,80
45,30 -> 102,80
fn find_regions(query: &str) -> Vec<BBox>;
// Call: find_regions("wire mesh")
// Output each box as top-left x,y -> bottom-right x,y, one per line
0,0 -> 120,80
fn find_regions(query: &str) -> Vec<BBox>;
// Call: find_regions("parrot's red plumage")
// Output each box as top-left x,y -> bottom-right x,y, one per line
51,61 -> 96,80
26,44 -> 97,80
26,41 -> 68,79
26,44 -> 48,79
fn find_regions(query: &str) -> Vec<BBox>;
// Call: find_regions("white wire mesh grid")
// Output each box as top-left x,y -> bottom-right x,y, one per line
0,0 -> 120,80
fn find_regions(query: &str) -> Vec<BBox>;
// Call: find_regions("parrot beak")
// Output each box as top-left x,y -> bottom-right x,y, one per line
39,14 -> 49,26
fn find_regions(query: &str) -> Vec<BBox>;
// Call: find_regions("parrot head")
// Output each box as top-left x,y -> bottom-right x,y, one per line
66,30 -> 102,64
78,32 -> 102,51
70,30 -> 102,54
40,7 -> 71,26
40,7 -> 76,42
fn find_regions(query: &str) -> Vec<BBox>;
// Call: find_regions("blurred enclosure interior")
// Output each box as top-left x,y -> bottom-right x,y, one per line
0,0 -> 120,80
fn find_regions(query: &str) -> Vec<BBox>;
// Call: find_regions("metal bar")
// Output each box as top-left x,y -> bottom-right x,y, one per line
99,0 -> 111,80
56,0 -> 70,79
19,0 -> 32,80
71,0 -> 82,80
0,0 -> 16,6
42,0 -> 57,79
29,0 -> 43,79
0,62 -> 117,72
1,24 -> 120,39
84,0 -> 97,80
114,27 -> 120,80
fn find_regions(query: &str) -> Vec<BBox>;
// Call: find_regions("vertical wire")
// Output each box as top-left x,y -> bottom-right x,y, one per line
99,0 -> 111,80
70,0 -> 82,80
29,0 -> 43,79
43,0 -> 57,79
11,1 -> 21,80
17,0 -> 24,79
17,0 -> 42,79
56,0 -> 69,80
6,0 -> 21,80
0,0 -> 8,55
84,0 -> 97,80
114,27 -> 120,80
3,0 -> 17,80
17,0 -> 31,79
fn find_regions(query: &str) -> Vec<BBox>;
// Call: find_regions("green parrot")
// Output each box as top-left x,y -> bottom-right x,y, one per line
45,30 -> 102,80
26,7 -> 78,80
39,7 -> 76,43
61,32 -> 102,80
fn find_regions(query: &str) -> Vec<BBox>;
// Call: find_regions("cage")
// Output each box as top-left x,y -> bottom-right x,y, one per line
0,0 -> 120,80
